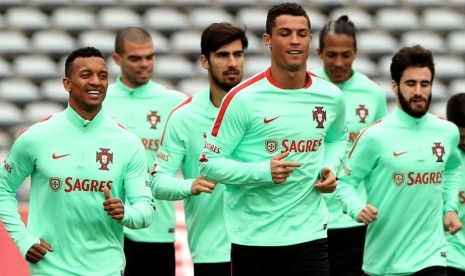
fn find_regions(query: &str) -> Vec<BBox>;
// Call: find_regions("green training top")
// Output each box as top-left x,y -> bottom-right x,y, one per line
152,88 -> 230,263
199,69 -> 348,246
311,67 -> 388,229
104,78 -> 187,242
0,106 -> 154,276
337,108 -> 461,276
446,150 -> 465,271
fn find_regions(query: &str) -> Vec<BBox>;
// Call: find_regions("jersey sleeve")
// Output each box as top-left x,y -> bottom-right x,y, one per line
0,136 -> 41,257
120,141 -> 155,229
151,114 -> 193,200
375,89 -> 388,119
323,93 -> 349,174
443,130 -> 462,214
198,95 -> 272,185
336,128 -> 378,221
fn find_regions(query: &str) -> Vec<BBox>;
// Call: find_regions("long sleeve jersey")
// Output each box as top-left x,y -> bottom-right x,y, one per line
312,67 -> 388,229
103,78 -> 187,243
446,150 -> 465,271
337,108 -> 462,276
152,88 -> 229,263
199,68 -> 348,246
0,106 -> 154,276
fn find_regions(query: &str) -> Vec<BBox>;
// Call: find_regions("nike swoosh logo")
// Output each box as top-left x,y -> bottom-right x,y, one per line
52,153 -> 70,159
393,151 -> 408,157
264,116 -> 280,124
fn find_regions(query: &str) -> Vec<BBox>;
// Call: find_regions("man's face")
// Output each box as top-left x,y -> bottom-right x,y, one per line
317,33 -> 356,83
264,14 -> 312,72
392,66 -> 432,118
202,39 -> 245,92
63,56 -> 109,115
113,40 -> 155,88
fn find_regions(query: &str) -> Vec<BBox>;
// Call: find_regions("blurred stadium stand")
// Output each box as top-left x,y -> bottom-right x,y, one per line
0,0 -> 463,191
0,0 -> 463,182
1,1 -> 465,275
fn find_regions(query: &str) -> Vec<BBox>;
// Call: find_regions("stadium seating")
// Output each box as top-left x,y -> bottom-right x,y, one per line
143,8 -> 189,35
97,7 -> 142,30
420,8 -> 464,33
328,7 -> 373,31
0,30 -> 31,58
399,31 -> 445,54
374,8 -> 419,33
22,101 -> 65,124
448,78 -> 465,95
40,78 -> 69,103
76,30 -> 116,54
1,3 -> 465,276
12,55 -> 58,81
4,7 -> 49,32
0,78 -> 41,105
0,58 -> 12,79
357,31 -> 398,58
50,7 -> 96,33
0,101 -> 23,127
0,0 -> 464,156
31,30 -> 77,58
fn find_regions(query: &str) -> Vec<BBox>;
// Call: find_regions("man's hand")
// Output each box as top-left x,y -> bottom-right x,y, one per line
444,211 -> 462,235
357,204 -> 378,224
313,167 -> 336,193
103,186 -> 124,220
26,239 -> 53,263
191,176 -> 216,195
270,151 -> 301,184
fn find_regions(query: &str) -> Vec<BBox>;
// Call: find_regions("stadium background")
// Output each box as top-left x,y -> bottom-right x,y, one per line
1,0 -> 465,275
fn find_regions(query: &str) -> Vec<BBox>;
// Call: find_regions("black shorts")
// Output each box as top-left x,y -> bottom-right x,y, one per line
231,238 -> 329,276
446,267 -> 465,276
123,237 -> 175,276
364,266 -> 447,276
327,225 -> 366,276
411,266 -> 446,276
194,262 -> 231,276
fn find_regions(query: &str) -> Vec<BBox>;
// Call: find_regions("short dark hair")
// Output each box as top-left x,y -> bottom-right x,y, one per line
319,15 -> 357,50
114,27 -> 152,55
390,45 -> 435,85
65,47 -> 104,77
447,93 -> 465,128
201,22 -> 248,58
266,2 -> 311,35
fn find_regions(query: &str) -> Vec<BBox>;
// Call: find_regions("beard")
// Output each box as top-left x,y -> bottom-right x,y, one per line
398,88 -> 431,118
211,70 -> 242,92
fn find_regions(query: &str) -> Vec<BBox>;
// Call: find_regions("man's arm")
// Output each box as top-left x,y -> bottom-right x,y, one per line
0,139 -> 41,258
336,128 -> 378,221
198,95 -> 275,185
152,114 -> 214,200
322,93 -> 348,174
120,143 -> 154,229
442,131 -> 462,214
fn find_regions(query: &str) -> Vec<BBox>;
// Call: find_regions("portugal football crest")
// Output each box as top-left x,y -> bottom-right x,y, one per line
432,142 -> 445,162
49,177 -> 62,192
96,148 -> 113,170
313,106 -> 326,128
265,140 -> 278,154
393,173 -> 404,186
356,105 -> 369,123
147,111 -> 161,129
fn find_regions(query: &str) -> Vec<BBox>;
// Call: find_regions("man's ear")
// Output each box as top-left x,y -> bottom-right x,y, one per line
391,80 -> 399,95
112,53 -> 121,66
63,77 -> 71,92
262,34 -> 271,49
200,55 -> 209,70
